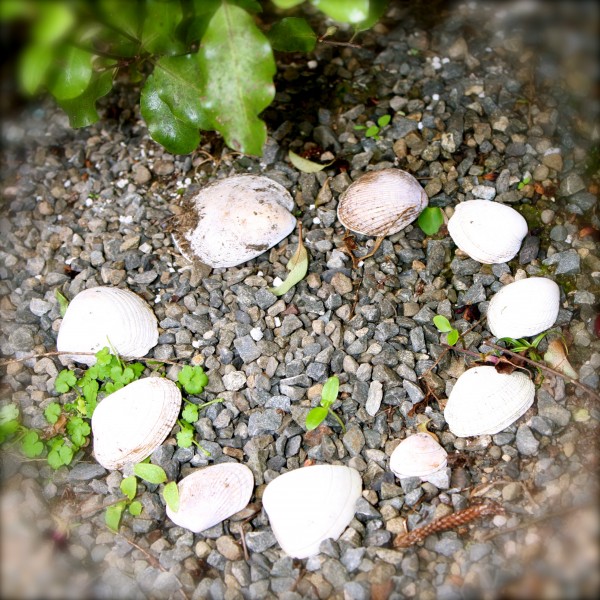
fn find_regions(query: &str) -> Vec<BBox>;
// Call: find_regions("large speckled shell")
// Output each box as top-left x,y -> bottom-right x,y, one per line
444,366 -> 535,437
337,169 -> 428,236
92,377 -> 182,470
487,277 -> 560,339
172,175 -> 296,268
447,200 -> 528,263
390,433 -> 448,480
56,286 -> 158,366
262,465 -> 362,558
166,463 -> 254,533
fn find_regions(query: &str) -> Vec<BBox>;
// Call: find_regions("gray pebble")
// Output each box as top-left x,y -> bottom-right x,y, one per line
542,250 -> 580,275
515,424 -> 539,456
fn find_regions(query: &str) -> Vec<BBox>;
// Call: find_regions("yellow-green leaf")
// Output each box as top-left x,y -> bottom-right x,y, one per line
269,225 -> 308,296
289,150 -> 333,173
163,481 -> 180,512
134,462 -> 167,484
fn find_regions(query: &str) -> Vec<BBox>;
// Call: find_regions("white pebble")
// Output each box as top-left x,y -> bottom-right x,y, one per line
250,327 -> 264,341
272,277 -> 283,287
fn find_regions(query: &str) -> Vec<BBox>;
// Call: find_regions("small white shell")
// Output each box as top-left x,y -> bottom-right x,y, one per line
337,169 -> 428,236
390,433 -> 448,480
166,463 -> 254,533
262,465 -> 362,558
173,175 -> 296,268
92,377 -> 182,470
487,277 -> 560,339
57,286 -> 158,366
447,200 -> 528,264
444,366 -> 535,437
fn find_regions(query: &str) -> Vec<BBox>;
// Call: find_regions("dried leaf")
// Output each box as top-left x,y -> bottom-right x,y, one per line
314,177 -> 332,208
269,224 -> 308,296
288,150 -> 333,173
543,339 -> 578,380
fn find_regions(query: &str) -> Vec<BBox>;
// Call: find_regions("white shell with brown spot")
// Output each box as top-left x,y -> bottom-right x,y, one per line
444,366 -> 535,437
486,276 -> 560,339
92,377 -> 182,470
337,168 -> 428,236
173,175 -> 296,268
390,433 -> 448,480
447,200 -> 528,264
56,286 -> 159,366
262,465 -> 362,558
166,463 -> 254,533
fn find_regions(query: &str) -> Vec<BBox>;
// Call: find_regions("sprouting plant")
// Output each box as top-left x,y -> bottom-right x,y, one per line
407,48 -> 420,56
417,206 -> 445,235
354,114 -> 391,141
433,315 -> 460,346
177,365 -> 209,396
517,175 -> 532,190
305,375 -> 346,432
176,397 -> 223,454
498,331 -> 551,362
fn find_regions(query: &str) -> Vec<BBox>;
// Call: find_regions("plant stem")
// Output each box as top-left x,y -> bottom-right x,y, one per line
196,398 -> 224,410
328,408 -> 346,433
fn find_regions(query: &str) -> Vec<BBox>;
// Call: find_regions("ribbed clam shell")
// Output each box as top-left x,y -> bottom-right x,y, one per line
487,277 -> 560,339
172,175 -> 296,268
390,433 -> 448,479
447,200 -> 528,264
56,286 -> 158,366
166,464 -> 254,533
337,169 -> 428,236
262,465 -> 362,558
92,377 -> 181,470
444,366 -> 535,437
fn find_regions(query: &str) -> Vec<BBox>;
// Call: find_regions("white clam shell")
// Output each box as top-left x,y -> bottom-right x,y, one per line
173,175 -> 296,268
262,465 -> 362,558
337,169 -> 428,236
92,377 -> 182,470
444,366 -> 535,437
390,433 -> 448,480
166,463 -> 254,533
487,277 -> 560,339
56,286 -> 158,366
447,200 -> 528,264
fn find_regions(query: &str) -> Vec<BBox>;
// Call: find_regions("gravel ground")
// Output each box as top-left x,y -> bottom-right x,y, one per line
1,1 -> 599,599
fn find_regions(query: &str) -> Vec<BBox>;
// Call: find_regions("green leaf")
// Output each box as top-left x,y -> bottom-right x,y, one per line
163,481 -> 180,512
47,446 -> 65,470
32,3 -> 74,44
417,206 -> 444,236
95,347 -> 113,366
197,2 -> 276,155
181,403 -> 199,423
305,406 -> 328,430
55,369 -> 77,393
310,0 -> 369,23
44,402 -> 62,424
141,54 -> 209,154
447,329 -> 459,346
97,0 -> 142,41
0,403 -> 19,425
530,331 -> 549,349
59,443 -> 74,466
120,475 -> 137,501
21,431 -> 44,458
0,420 -> 20,444
19,44 -> 53,95
66,416 -> 91,447
178,365 -> 208,395
134,462 -> 167,484
271,0 -> 305,8
0,0 -> 33,19
365,125 -> 379,137
128,500 -> 143,516
269,227 -> 309,296
288,150 -> 332,173
377,114 -> 391,127
141,0 -> 185,55
354,0 -> 388,31
176,427 -> 194,448
47,46 -> 93,101
105,501 -> 126,532
54,288 -> 70,317
321,375 -> 339,407
433,315 -> 453,333
268,17 -> 317,52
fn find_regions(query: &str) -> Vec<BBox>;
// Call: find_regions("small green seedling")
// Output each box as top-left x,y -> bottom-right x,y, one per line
418,207 -> 445,235
177,365 -> 209,395
433,315 -> 459,346
354,114 -> 391,141
498,331 -> 550,362
517,175 -> 532,190
305,375 -> 346,433
176,397 -> 223,454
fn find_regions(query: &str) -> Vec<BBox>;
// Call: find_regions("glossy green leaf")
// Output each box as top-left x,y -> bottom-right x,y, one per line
321,375 -> 339,406
163,481 -> 180,512
47,46 -> 93,100
120,475 -> 137,501
31,3 -> 74,44
197,2 -> 276,155
184,0 -> 221,43
271,0 -> 305,8
417,206 -> 444,235
288,150 -> 332,173
433,315 -> 453,333
141,54 -> 209,154
44,402 -> 62,425
269,227 -> 308,296
19,44 -> 53,95
230,0 -> 263,12
134,462 -> 167,484
447,329 -> 459,346
128,500 -> 143,516
105,501 -> 126,532
310,0 -> 369,23
141,0 -> 185,55
97,0 -> 142,41
57,68 -> 114,128
377,114 -> 391,127
365,125 -> 379,137
305,406 -> 328,430
268,17 -> 316,52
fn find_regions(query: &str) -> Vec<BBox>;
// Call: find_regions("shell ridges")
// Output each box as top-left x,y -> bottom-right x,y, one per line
390,433 -> 448,480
